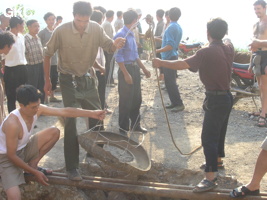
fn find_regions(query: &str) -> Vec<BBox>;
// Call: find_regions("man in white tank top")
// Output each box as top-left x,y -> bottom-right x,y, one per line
0,85 -> 106,200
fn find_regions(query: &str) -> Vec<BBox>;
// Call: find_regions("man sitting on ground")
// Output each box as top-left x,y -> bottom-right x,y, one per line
0,84 -> 106,200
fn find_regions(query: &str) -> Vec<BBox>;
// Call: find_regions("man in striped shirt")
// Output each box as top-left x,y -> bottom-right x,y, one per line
25,19 -> 45,103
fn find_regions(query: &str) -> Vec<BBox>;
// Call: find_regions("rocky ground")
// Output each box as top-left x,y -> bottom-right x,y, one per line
1,60 -> 267,200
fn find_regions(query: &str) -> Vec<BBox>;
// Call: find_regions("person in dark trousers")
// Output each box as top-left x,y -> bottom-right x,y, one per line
153,17 -> 234,193
44,1 -> 125,181
2,16 -> 28,113
114,9 -> 151,135
156,7 -> 184,112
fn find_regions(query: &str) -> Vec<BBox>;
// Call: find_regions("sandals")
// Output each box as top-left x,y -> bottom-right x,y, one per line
193,178 -> 218,193
256,116 -> 267,127
230,186 -> 260,198
200,161 -> 224,170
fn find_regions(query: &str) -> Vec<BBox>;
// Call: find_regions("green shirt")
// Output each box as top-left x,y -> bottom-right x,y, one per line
45,21 -> 114,77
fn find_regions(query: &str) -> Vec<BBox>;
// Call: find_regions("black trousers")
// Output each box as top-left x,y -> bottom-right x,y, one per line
26,62 -> 45,103
202,92 -> 233,172
4,65 -> 27,113
50,65 -> 58,91
118,64 -> 141,131
163,56 -> 183,106
104,51 -> 115,84
96,71 -> 106,109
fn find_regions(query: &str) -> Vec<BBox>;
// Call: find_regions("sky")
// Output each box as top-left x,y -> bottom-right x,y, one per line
1,0 -> 259,49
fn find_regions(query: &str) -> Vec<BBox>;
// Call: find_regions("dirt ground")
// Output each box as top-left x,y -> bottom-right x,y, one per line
32,60 -> 267,193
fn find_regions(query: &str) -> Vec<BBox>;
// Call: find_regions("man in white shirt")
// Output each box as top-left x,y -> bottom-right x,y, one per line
2,16 -> 28,113
114,11 -> 123,33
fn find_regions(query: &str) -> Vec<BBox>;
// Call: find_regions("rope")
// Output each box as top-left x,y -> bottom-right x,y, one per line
147,22 -> 202,156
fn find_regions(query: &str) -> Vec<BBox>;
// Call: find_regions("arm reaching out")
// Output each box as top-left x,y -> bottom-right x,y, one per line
38,105 -> 106,120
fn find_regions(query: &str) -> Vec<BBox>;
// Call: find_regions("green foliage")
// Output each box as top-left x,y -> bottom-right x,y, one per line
143,40 -> 152,51
13,4 -> 35,20
12,4 -> 35,34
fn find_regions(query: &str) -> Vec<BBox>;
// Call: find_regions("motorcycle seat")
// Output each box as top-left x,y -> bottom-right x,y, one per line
233,62 -> 250,70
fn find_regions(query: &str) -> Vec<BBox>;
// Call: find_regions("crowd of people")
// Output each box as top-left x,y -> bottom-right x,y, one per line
1,0 -> 267,199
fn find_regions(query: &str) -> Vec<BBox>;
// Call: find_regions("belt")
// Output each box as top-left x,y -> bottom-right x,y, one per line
60,72 -> 91,78
125,61 -> 137,65
205,90 -> 229,95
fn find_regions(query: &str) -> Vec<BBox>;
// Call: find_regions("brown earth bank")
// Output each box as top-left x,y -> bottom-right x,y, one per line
1,59 -> 266,200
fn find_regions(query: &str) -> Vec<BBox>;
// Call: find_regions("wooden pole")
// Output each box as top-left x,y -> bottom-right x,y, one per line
25,173 -> 267,200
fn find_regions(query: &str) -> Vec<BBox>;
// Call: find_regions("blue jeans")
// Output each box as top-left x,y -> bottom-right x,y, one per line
201,92 -> 233,172
163,56 -> 183,106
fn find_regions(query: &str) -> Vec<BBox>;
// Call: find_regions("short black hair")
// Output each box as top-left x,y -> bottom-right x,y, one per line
9,16 -> 24,29
0,32 -> 15,49
73,1 -> 92,16
94,6 -> 106,14
43,12 -> 55,21
165,10 -> 169,17
169,7 -> 181,21
254,0 -> 267,7
16,85 -> 42,106
123,10 -> 138,25
156,9 -> 165,18
90,10 -> 103,23
56,16 -> 63,21
26,19 -> 38,27
117,11 -> 123,18
207,18 -> 228,40
106,10 -> 114,18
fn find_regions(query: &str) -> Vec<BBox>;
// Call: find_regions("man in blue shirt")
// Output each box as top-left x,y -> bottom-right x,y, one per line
114,9 -> 151,135
156,7 -> 184,112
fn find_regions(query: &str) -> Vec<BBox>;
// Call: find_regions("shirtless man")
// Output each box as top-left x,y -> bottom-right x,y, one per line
229,0 -> 267,198
249,0 -> 267,127
0,85 -> 106,200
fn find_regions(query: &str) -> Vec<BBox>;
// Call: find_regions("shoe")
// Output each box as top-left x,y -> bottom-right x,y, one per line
165,104 -> 176,109
193,178 -> 218,193
49,97 -> 61,102
171,105 -> 185,112
230,186 -> 260,198
132,126 -> 147,133
67,169 -> 82,181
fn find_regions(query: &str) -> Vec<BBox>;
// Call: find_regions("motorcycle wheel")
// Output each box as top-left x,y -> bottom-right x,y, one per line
231,75 -> 242,105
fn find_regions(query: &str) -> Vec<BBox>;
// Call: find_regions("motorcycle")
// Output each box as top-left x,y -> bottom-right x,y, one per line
178,37 -> 202,58
231,62 -> 259,105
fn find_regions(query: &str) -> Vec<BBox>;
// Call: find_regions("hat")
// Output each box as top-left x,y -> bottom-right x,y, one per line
136,9 -> 142,15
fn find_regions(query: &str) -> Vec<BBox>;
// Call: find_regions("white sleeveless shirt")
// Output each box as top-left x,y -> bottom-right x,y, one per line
0,109 -> 38,154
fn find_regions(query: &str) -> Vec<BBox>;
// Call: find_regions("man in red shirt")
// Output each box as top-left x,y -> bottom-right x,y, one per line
153,18 -> 234,193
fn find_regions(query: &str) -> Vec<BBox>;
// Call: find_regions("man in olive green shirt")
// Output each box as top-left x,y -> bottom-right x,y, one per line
43,1 -> 125,181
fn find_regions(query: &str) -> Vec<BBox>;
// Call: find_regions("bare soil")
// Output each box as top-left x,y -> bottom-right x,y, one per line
34,60 -> 267,194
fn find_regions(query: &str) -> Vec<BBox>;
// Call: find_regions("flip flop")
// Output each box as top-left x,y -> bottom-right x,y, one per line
193,178 -> 218,193
37,167 -> 53,175
230,186 -> 260,198
256,116 -> 267,127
